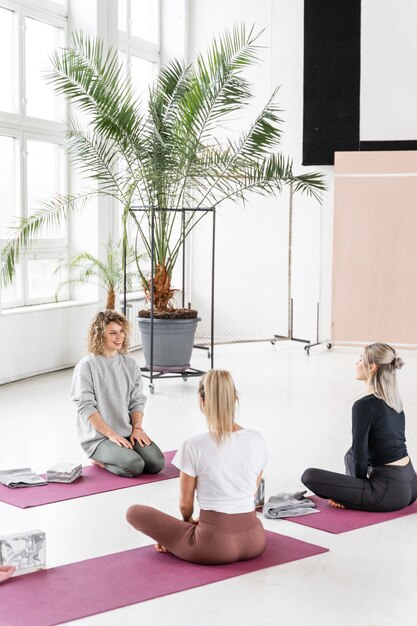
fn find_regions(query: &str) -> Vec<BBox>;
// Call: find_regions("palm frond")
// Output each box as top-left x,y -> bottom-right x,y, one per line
1,192 -> 93,286
47,33 -> 153,199
66,121 -> 127,196
210,153 -> 327,206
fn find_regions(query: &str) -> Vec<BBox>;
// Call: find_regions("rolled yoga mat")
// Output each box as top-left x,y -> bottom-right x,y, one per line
284,495 -> 417,534
0,450 -> 178,509
0,531 -> 328,626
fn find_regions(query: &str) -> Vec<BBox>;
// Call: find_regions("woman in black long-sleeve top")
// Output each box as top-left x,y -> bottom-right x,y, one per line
302,343 -> 417,512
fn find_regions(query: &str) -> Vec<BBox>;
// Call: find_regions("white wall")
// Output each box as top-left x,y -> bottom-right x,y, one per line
361,0 -> 417,141
187,0 -> 417,345
187,0 -> 332,343
0,302 -> 99,384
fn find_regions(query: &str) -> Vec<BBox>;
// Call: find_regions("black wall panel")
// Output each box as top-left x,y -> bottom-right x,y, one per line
303,0 -> 361,165
360,140 -> 417,151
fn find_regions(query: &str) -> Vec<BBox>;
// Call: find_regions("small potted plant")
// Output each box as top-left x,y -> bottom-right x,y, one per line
55,238 -> 145,310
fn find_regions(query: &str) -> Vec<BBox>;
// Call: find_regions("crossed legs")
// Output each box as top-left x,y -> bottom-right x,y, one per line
126,505 -> 266,565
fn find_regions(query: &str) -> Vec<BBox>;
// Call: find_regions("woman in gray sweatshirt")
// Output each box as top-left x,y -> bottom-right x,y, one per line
70,310 -> 165,477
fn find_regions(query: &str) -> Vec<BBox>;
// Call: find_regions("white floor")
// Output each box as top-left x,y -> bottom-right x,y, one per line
1,342 -> 416,626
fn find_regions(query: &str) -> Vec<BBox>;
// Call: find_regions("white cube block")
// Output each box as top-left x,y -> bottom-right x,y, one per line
0,530 -> 46,573
46,462 -> 82,483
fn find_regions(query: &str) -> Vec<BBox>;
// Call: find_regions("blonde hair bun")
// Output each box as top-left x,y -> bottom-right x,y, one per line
394,356 -> 404,370
364,343 -> 403,412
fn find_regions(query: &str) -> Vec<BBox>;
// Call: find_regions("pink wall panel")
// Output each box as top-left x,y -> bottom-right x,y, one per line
332,152 -> 417,346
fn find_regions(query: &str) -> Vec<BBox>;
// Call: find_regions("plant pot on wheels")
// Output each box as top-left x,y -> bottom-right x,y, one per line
138,309 -> 201,373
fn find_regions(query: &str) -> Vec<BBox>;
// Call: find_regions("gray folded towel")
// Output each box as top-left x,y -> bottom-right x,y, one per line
263,490 -> 319,519
0,468 -> 47,488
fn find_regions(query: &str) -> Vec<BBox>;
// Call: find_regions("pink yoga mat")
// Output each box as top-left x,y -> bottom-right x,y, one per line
0,451 -> 178,509
0,531 -> 328,626
285,495 -> 417,534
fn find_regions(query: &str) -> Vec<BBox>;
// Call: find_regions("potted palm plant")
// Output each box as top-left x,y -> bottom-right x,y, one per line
1,25 -> 325,371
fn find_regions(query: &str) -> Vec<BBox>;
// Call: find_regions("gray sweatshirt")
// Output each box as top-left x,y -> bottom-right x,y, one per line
70,353 -> 147,457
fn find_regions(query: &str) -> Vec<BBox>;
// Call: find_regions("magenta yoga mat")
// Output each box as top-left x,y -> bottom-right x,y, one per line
0,531 -> 328,626
285,495 -> 417,534
0,451 -> 178,509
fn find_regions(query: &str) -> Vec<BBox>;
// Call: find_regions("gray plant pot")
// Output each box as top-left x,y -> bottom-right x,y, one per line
138,317 -> 201,372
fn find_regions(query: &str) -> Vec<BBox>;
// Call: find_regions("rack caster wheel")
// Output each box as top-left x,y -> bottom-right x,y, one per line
207,352 -> 211,359
149,383 -> 155,394
305,346 -> 310,356
327,343 -> 332,349
182,374 -> 189,382
271,340 -> 276,346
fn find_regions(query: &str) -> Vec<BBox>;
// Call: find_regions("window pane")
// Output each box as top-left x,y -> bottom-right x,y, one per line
0,6 -> 17,113
25,17 -> 65,121
0,136 -> 20,239
27,140 -> 66,239
118,50 -> 128,80
1,263 -> 22,307
118,0 -> 128,32
131,56 -> 156,101
27,258 -> 66,301
131,0 -> 158,43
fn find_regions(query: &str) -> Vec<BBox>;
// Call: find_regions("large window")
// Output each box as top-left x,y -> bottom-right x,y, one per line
0,0 -> 68,309
118,0 -> 160,285
118,0 -> 159,107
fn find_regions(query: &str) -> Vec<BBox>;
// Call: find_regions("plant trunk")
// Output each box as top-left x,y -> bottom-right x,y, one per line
106,290 -> 116,310
144,264 -> 175,311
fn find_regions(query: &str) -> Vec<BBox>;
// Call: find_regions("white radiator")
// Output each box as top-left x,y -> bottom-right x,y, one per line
121,296 -> 145,351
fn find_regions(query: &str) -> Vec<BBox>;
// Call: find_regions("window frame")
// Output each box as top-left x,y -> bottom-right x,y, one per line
0,0 -> 69,310
117,0 -> 160,285
118,0 -> 160,52
118,0 -> 160,92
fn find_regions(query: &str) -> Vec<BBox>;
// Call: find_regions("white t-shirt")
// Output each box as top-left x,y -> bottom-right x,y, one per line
172,428 -> 267,514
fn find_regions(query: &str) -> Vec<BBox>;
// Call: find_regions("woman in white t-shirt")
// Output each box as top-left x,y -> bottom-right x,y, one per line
126,370 -> 267,565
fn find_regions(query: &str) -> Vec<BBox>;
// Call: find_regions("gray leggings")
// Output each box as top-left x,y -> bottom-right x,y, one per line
91,439 -> 165,477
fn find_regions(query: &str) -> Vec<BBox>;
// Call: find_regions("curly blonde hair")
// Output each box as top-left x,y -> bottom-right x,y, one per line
87,310 -> 130,355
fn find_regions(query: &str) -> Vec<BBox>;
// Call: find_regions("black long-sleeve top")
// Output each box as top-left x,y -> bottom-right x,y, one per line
351,394 -> 408,478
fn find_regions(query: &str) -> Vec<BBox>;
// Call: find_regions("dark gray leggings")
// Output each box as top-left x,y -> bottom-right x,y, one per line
91,439 -> 165,477
302,459 -> 417,512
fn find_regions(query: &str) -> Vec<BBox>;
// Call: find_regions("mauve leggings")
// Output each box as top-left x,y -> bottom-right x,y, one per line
126,505 -> 266,565
302,459 -> 417,512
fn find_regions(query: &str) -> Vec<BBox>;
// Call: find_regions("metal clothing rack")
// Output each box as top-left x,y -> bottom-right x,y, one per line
271,185 -> 331,355
123,205 -> 215,393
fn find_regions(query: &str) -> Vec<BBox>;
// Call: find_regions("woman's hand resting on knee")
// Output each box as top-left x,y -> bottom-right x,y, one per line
108,433 -> 133,448
130,427 -> 152,447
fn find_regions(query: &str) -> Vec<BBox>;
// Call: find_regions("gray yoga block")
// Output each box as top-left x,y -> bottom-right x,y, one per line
0,530 -> 46,573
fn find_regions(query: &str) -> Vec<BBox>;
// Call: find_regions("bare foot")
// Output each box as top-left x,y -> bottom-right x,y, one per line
328,499 -> 346,509
91,459 -> 105,468
155,543 -> 170,554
